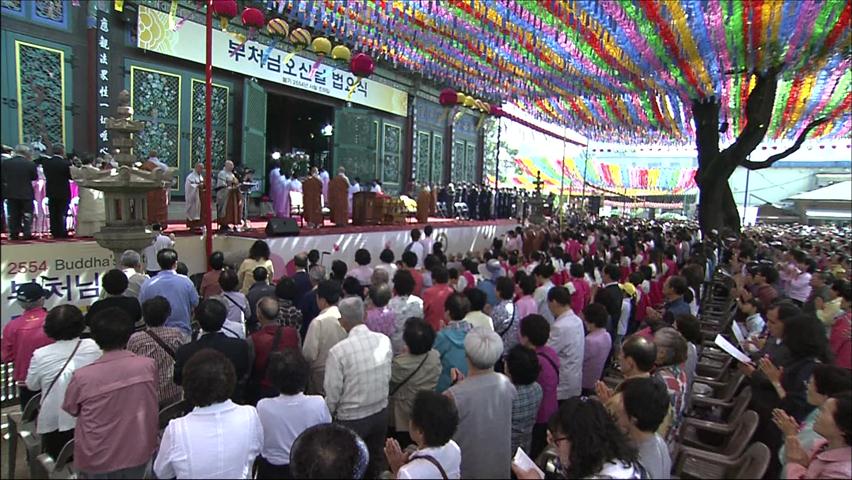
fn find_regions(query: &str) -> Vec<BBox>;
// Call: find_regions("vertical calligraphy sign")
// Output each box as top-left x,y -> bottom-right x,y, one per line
96,5 -> 111,156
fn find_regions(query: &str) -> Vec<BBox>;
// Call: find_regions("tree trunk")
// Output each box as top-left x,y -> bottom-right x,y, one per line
697,171 -> 741,234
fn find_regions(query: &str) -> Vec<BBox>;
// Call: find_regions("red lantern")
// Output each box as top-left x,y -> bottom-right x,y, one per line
438,88 -> 457,122
229,7 -> 265,57
348,53 -> 374,99
212,0 -> 237,31
241,7 -> 265,29
350,53 -> 375,78
439,88 -> 457,106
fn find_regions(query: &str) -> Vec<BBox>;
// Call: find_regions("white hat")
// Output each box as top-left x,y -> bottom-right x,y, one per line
478,259 -> 505,280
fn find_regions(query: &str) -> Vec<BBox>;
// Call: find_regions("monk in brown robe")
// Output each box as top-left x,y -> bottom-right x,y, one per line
303,169 -> 323,228
141,151 -> 169,227
215,160 -> 242,231
416,186 -> 431,224
328,170 -> 349,226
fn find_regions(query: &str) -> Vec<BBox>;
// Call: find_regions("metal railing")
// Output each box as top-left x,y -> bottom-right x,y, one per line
1,362 -> 19,407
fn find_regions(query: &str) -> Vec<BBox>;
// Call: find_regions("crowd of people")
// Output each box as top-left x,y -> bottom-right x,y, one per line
2,217 -> 851,479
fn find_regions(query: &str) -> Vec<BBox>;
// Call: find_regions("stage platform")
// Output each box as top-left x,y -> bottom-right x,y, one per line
1,217 -> 518,326
0,215 -> 512,242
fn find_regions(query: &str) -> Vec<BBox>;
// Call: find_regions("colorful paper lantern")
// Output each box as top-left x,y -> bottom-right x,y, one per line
267,18 -> 289,38
289,28 -> 312,48
261,18 -> 289,66
282,28 -> 312,67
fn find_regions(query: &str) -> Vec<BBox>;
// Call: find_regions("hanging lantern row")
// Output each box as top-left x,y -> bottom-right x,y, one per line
439,88 -> 493,127
210,1 -> 368,88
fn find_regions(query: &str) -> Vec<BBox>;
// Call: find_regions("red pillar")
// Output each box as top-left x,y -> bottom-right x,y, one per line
203,0 -> 214,267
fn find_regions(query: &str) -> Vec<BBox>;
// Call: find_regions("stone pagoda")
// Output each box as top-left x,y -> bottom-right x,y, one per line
527,171 -> 547,225
71,90 -> 177,261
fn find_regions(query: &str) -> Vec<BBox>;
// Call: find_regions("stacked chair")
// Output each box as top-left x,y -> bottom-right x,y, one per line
7,398 -> 193,479
31,440 -> 75,480
6,393 -> 42,479
671,266 -> 770,478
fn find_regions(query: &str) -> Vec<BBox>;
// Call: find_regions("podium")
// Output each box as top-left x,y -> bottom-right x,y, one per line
352,191 -> 380,225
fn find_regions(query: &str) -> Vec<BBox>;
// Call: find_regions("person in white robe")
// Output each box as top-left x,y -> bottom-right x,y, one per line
347,176 -> 361,216
290,175 -> 303,193
185,162 -> 204,228
72,156 -> 106,237
319,167 -> 330,205
269,163 -> 280,206
276,172 -> 292,218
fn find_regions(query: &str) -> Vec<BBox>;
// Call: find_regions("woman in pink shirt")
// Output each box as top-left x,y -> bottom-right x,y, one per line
515,275 -> 538,321
567,264 -> 591,315
782,252 -> 814,306
784,392 -> 852,479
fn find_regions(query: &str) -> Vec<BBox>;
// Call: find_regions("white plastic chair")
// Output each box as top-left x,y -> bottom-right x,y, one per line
289,191 -> 304,225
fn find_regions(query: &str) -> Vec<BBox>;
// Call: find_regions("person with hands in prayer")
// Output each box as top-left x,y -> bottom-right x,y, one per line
384,390 -> 461,479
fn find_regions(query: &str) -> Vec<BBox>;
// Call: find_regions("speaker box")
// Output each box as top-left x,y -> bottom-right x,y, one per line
265,218 -> 300,237
588,196 -> 602,214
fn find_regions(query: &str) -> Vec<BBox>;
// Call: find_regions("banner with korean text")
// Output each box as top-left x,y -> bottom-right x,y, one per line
1,236 -> 210,328
136,6 -> 408,117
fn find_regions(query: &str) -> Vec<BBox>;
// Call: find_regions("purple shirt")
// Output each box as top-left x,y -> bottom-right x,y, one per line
582,329 -> 612,390
62,350 -> 158,474
366,306 -> 396,338
534,345 -> 560,424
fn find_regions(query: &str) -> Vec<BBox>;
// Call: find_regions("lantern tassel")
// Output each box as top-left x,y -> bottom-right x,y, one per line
167,0 -> 178,30
453,107 -> 465,123
440,106 -> 452,123
347,77 -> 363,99
229,34 -> 249,57
308,57 -> 323,80
173,9 -> 194,31
282,46 -> 305,68
476,112 -> 487,130
219,16 -> 229,31
260,42 -> 277,67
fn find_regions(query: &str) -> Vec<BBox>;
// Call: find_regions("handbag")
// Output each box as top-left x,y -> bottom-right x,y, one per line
410,454 -> 448,480
144,329 -> 176,360
537,351 -> 560,382
497,302 -> 516,338
42,339 -> 82,403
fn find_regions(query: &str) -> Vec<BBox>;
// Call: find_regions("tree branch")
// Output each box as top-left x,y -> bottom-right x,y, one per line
721,65 -> 784,164
740,117 -> 830,170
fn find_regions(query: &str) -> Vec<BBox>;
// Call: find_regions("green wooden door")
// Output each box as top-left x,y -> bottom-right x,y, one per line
242,78 -> 266,197
333,106 -> 377,185
1,31 -> 74,150
380,120 -> 403,195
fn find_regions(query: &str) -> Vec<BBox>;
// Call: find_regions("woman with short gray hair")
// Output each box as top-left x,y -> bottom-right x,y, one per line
446,328 -> 517,478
